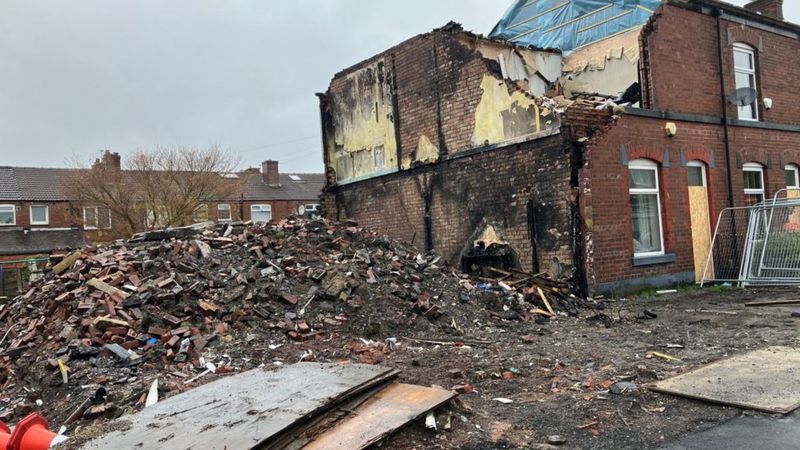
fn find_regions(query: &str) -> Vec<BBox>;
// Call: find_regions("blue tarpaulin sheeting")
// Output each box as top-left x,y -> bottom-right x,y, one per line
490,0 -> 661,53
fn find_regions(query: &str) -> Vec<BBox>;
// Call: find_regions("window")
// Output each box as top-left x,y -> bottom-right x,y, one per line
251,204 -> 272,223
0,205 -> 15,226
217,203 -> 232,221
786,165 -> 799,190
733,43 -> 758,121
743,163 -> 765,205
629,159 -> 664,257
83,206 -> 111,230
30,205 -> 49,225
301,203 -> 321,218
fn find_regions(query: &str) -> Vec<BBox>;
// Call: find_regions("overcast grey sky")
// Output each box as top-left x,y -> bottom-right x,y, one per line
0,1 -> 798,173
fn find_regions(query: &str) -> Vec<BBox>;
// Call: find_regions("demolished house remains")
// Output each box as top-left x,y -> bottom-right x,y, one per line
318,0 -> 800,294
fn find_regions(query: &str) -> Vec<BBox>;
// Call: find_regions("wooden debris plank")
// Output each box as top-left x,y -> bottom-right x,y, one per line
745,299 -> 800,307
52,252 -> 80,275
86,277 -> 130,299
647,346 -> 800,414
78,363 -> 398,450
537,287 -> 555,316
301,383 -> 456,450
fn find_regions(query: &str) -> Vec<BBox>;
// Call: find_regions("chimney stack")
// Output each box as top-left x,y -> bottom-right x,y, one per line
744,0 -> 783,21
93,150 -> 121,171
262,160 -> 280,186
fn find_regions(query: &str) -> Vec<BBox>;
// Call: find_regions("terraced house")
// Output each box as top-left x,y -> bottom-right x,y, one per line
0,154 -> 323,296
319,0 -> 800,294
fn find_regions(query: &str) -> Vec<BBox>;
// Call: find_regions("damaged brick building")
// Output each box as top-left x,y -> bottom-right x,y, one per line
319,0 -> 800,294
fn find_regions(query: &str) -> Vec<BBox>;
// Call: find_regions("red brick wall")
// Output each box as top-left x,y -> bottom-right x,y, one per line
326,134 -> 578,275
642,4 -> 800,123
583,113 -> 800,291
208,200 -> 318,223
0,202 -> 77,229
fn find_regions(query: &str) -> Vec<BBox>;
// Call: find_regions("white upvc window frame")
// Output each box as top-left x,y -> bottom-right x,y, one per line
217,203 -> 232,221
250,204 -> 272,223
733,43 -> 758,122
785,164 -> 799,190
29,205 -> 49,225
83,206 -> 112,230
629,159 -> 665,258
0,204 -> 16,226
743,162 -> 765,202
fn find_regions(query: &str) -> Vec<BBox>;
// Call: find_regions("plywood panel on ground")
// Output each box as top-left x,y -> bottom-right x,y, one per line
301,383 -> 456,450
647,346 -> 800,414
78,363 -> 398,450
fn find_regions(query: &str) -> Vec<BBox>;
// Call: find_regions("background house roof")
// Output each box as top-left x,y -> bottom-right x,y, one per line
0,166 -> 323,203
0,167 -> 75,202
240,172 -> 325,202
0,228 -> 86,256
490,0 -> 661,52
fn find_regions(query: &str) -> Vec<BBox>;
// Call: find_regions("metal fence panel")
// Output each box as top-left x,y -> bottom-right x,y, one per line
702,196 -> 800,286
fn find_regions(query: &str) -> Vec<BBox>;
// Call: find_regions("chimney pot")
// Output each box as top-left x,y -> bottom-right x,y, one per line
744,0 -> 783,21
262,160 -> 280,186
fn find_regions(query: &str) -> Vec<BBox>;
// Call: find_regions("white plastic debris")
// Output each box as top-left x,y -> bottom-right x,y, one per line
145,378 -> 159,407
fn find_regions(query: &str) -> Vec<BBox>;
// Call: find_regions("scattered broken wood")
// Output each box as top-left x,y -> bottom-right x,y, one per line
77,363 -> 452,450
744,299 -> 800,307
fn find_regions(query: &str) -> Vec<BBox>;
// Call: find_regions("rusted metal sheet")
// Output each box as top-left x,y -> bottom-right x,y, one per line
301,382 -> 455,450
78,363 -> 398,450
647,346 -> 800,414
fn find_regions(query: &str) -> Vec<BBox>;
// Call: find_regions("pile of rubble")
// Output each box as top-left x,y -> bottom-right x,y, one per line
0,217 -> 590,431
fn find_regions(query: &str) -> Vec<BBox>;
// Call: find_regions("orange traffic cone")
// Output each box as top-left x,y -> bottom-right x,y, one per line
0,413 -> 60,450
0,420 -> 11,450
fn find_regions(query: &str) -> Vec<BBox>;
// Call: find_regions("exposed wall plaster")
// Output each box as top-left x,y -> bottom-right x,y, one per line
472,74 -> 543,147
328,59 -> 398,183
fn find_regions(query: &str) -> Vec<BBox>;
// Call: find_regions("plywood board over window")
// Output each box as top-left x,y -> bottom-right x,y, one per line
687,162 -> 712,282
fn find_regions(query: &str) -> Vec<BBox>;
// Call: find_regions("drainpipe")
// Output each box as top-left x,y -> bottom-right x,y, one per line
716,8 -> 735,208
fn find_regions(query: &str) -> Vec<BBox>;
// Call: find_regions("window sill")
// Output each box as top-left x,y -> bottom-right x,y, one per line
632,253 -> 676,267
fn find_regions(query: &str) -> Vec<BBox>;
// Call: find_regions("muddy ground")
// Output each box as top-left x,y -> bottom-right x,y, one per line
373,286 -> 800,450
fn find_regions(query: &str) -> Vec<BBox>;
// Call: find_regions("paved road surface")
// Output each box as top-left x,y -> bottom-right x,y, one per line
659,411 -> 800,450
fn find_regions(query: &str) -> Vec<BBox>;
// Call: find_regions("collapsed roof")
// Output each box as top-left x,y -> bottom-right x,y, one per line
490,0 -> 661,52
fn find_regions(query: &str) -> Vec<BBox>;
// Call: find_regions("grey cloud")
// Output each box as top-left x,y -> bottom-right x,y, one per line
0,0 -> 797,173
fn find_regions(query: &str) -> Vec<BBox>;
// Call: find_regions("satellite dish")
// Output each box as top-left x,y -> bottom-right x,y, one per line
729,87 -> 758,107
297,205 -> 306,215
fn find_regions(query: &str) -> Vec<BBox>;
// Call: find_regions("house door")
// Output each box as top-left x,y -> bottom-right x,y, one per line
688,162 -> 712,282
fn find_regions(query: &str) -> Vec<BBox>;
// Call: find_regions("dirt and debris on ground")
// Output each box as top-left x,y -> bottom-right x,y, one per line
0,218 -> 798,449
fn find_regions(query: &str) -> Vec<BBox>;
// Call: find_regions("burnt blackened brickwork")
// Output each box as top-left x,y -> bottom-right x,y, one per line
322,106 -> 613,284
327,133 -> 578,277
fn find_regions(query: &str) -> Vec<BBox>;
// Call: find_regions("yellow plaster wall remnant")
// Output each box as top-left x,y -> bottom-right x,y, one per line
415,135 -> 439,163
472,39 -> 563,97
471,74 -> 543,147
473,224 -> 508,249
561,28 -> 641,97
401,135 -> 439,170
328,59 -> 398,182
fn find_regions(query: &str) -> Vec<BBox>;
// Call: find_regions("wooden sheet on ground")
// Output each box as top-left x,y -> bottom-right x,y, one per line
78,363 -> 398,450
647,346 -> 800,414
301,383 -> 456,450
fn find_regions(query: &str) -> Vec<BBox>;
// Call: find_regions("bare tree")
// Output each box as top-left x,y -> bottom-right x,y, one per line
64,146 -> 241,235
63,152 -> 143,235
128,146 -> 241,228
